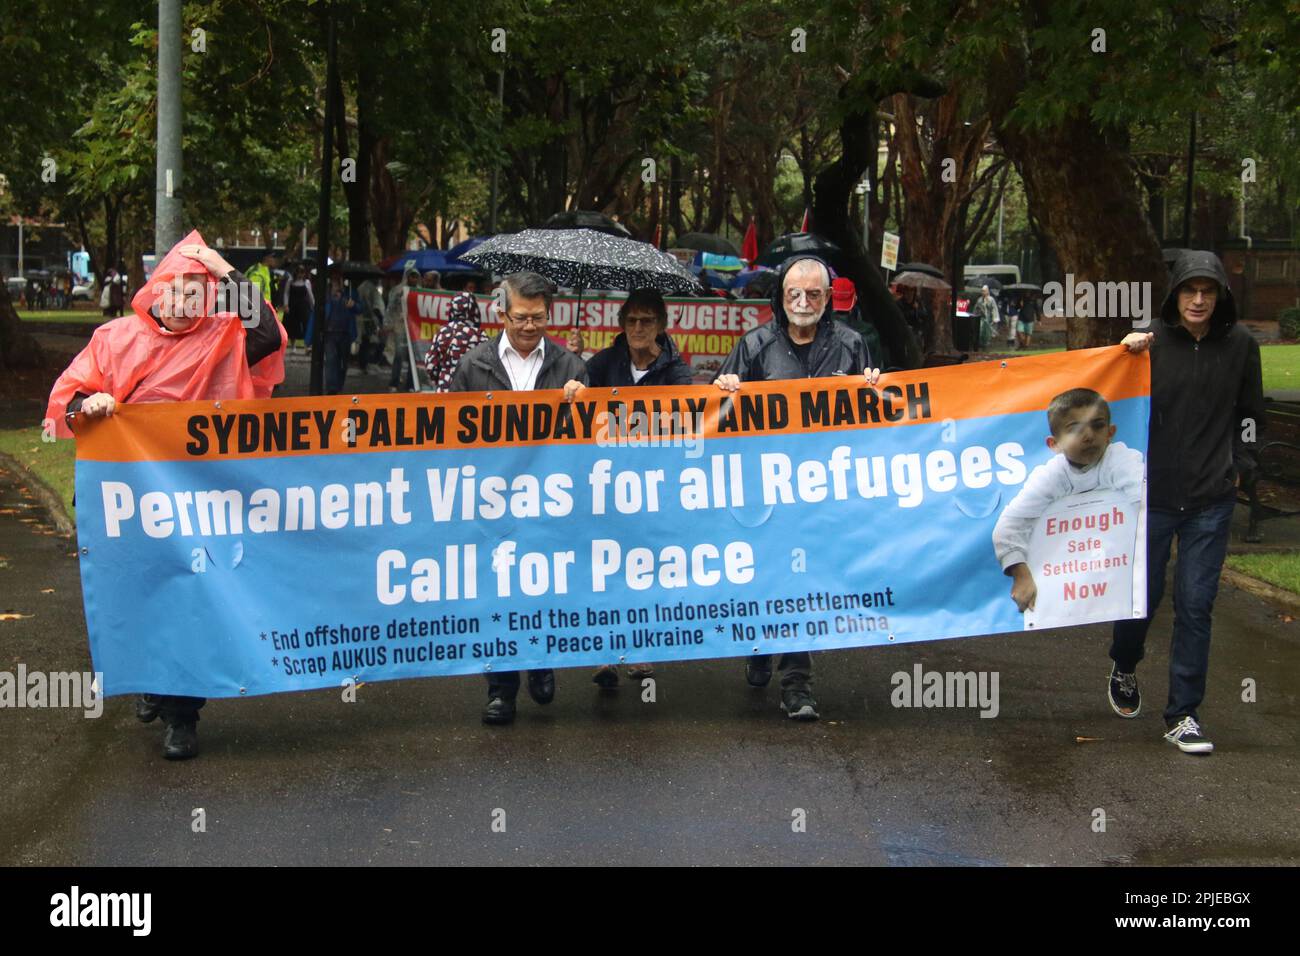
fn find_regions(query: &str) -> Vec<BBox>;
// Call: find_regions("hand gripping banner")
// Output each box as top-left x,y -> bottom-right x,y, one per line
72,347 -> 1149,699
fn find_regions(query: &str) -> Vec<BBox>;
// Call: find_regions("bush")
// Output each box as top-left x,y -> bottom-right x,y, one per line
1280,307 -> 1300,341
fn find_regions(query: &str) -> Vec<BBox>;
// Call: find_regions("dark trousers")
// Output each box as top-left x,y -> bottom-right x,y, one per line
752,652 -> 812,687
323,334 -> 349,394
485,669 -> 552,700
143,694 -> 205,724
388,347 -> 413,390
1110,497 -> 1235,724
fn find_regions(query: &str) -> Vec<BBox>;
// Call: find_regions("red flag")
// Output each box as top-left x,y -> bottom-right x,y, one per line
800,209 -> 811,233
742,220 -> 758,264
653,224 -> 662,248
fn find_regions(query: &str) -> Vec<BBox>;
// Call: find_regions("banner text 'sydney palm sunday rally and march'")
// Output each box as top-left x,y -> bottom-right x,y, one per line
73,347 -> 1149,699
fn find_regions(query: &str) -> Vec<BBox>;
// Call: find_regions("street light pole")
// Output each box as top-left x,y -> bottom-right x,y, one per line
310,3 -> 337,396
155,0 -> 184,254
489,69 -> 503,233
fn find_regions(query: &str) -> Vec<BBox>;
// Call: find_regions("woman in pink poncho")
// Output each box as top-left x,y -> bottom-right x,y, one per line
45,230 -> 286,760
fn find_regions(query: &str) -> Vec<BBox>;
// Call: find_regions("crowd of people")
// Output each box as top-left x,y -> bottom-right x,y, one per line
43,234 -> 1260,762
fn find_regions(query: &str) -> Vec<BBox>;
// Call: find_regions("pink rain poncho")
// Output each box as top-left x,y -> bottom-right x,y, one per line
46,230 -> 286,438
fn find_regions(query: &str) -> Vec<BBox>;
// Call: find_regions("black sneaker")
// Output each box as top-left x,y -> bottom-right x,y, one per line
481,696 -> 516,725
780,685 -> 820,721
1164,716 -> 1213,754
162,721 -> 198,760
1108,665 -> 1141,718
592,665 -> 619,689
746,660 -> 772,688
136,694 -> 162,724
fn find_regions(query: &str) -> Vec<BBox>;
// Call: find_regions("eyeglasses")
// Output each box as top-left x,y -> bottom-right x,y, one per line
784,288 -> 827,305
506,312 -> 548,327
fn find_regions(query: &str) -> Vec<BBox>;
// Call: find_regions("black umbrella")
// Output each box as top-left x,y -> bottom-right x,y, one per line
337,261 -> 385,280
896,261 -> 944,279
461,229 -> 702,323
540,210 -> 632,239
676,232 -> 742,257
757,233 -> 842,270
892,271 -> 951,290
1003,282 -> 1042,293
968,275 -> 1003,292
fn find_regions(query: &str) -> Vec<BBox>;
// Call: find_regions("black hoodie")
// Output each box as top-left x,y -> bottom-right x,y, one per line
712,255 -> 871,382
1146,250 -> 1264,511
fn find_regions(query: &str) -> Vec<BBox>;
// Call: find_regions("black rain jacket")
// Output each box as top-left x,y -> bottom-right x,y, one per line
713,255 -> 871,382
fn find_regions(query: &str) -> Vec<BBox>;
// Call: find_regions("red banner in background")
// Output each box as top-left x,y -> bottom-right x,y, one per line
406,289 -> 773,379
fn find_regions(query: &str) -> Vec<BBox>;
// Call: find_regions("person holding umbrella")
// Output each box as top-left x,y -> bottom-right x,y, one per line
713,256 -> 881,721
448,271 -> 589,725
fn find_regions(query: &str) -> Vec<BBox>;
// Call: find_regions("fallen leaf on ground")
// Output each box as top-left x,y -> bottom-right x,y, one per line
0,613 -> 32,621
1075,736 -> 1103,743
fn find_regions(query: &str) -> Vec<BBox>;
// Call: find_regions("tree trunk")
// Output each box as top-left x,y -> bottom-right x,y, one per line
987,44 -> 1165,347
667,155 -> 684,242
892,93 -> 993,356
0,281 -> 43,371
811,80 -> 924,371
370,135 -> 412,257
104,195 -> 121,273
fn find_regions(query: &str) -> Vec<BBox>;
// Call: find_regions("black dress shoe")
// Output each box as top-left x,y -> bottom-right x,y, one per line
746,660 -> 772,688
482,696 -> 517,725
162,721 -> 198,760
136,694 -> 162,723
527,669 -> 555,705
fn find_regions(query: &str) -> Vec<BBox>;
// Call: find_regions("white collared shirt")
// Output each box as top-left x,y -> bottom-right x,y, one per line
498,334 -> 546,391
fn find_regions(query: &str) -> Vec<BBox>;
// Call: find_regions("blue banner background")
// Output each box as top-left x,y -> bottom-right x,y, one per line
76,394 -> 1149,698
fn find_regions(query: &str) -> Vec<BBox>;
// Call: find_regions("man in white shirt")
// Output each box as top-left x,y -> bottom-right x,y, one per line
448,271 -> 589,725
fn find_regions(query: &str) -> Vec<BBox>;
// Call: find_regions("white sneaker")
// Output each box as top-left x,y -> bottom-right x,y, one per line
1164,716 -> 1214,754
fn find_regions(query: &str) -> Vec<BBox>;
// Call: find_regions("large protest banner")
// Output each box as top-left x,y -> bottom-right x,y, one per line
73,347 -> 1148,699
406,288 -> 770,381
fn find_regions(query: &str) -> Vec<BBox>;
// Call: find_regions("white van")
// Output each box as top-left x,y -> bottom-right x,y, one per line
963,264 -> 1021,287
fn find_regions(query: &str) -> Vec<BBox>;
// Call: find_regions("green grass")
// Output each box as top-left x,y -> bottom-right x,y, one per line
0,426 -> 76,521
1261,344 -> 1300,392
1225,552 -> 1300,595
18,309 -> 104,324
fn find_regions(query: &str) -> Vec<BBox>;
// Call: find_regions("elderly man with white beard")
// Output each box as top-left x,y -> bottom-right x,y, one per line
714,255 -> 881,720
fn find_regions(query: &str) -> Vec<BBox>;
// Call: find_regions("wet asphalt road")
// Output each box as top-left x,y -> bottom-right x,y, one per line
1,468 -> 1298,868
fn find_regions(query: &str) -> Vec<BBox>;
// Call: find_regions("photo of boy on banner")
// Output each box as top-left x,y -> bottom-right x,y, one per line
992,388 -> 1147,631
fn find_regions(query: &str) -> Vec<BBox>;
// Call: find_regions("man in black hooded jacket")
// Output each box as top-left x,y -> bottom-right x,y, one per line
1114,250 -> 1264,754
714,255 -> 881,720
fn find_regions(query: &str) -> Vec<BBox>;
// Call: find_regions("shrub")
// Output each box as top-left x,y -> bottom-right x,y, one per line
1280,307 -> 1300,341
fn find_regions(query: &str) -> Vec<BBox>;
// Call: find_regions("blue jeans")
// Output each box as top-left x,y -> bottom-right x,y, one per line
1110,497 -> 1235,724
